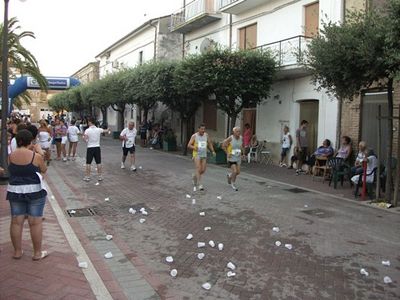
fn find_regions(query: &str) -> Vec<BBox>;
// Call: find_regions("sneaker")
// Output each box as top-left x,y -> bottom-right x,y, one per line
227,173 -> 232,185
83,176 -> 91,182
130,165 -> 137,171
198,184 -> 204,191
121,162 -> 125,169
193,186 -> 197,192
279,162 -> 283,167
98,175 -> 103,181
282,163 -> 287,167
62,157 -> 67,162
67,157 -> 71,161
231,184 -> 238,191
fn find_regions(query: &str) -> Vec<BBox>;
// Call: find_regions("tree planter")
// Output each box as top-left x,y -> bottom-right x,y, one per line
207,150 -> 227,165
163,140 -> 177,151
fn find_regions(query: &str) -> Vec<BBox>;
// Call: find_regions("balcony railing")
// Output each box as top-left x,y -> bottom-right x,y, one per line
216,0 -> 240,10
216,0 -> 268,14
170,0 -> 220,32
256,35 -> 312,67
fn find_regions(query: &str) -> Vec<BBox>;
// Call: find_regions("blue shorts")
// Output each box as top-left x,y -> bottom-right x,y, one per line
9,196 -> 46,217
281,147 -> 290,157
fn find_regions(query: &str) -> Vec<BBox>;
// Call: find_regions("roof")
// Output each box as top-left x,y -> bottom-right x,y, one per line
95,15 -> 171,59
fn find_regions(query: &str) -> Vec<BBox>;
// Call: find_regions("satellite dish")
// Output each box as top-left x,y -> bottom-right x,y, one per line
199,38 -> 215,54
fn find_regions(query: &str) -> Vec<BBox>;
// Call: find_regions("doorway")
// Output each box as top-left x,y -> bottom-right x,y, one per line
299,100 -> 319,153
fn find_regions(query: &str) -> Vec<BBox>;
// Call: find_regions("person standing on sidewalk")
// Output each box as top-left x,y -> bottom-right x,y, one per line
7,129 -> 48,260
223,127 -> 245,191
279,125 -> 292,167
295,120 -> 309,175
187,124 -> 216,192
120,121 -> 137,171
83,117 -> 110,182
67,119 -> 80,161
38,120 -> 52,165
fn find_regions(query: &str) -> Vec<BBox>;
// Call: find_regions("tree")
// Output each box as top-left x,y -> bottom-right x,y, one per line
198,48 -> 276,134
305,0 -> 400,204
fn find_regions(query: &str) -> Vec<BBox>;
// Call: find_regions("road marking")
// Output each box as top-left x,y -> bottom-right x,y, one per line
45,182 -> 113,300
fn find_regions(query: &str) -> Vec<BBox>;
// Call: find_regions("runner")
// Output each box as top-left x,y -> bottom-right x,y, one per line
67,120 -> 80,160
83,117 -> 110,182
120,121 -> 137,171
222,127 -> 244,191
38,120 -> 52,165
187,124 -> 216,192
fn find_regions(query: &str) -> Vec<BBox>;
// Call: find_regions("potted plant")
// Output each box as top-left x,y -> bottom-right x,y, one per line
207,141 -> 227,164
163,129 -> 177,151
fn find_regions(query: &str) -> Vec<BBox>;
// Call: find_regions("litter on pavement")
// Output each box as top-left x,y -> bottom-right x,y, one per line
104,252 -> 113,259
104,197 -> 110,201
78,262 -> 88,269
209,240 -> 215,247
139,218 -> 146,223
384,276 -> 392,284
217,196 -> 222,200
227,271 -> 236,277
360,268 -> 369,276
95,182 -> 100,186
198,242 -> 206,248
218,243 -> 224,251
128,208 -> 136,214
199,212 -> 206,216
202,283 -> 211,290
70,210 -> 76,214
227,262 -> 236,270
204,227 -> 211,231
139,166 -> 143,169
192,199 -> 196,204
304,205 -> 309,208
284,244 -> 293,250
140,207 -> 146,212
275,241 -> 282,247
186,194 -> 191,199
141,210 -> 148,215
170,269 -> 178,277
382,260 -> 391,266
166,256 -> 174,263
272,227 -> 280,233
51,195 -> 55,200
105,235 -> 113,240
186,234 -> 193,240
197,253 -> 205,260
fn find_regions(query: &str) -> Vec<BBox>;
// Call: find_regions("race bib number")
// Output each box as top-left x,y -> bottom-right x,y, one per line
125,138 -> 134,148
231,149 -> 241,156
198,141 -> 207,149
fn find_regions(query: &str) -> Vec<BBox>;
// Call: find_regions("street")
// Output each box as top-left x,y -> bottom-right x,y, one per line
42,137 -> 400,299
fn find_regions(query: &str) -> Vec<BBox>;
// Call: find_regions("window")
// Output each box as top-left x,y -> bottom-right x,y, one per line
203,100 -> 217,130
305,2 -> 319,37
139,51 -> 143,65
239,23 -> 257,50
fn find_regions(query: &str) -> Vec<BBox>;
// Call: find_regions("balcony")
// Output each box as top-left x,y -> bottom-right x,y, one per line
170,0 -> 222,33
216,0 -> 269,14
257,35 -> 313,79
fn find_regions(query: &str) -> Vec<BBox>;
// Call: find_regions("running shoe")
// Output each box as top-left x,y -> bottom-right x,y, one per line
83,176 -> 91,182
231,184 -> 238,191
121,162 -> 125,169
199,184 -> 204,191
62,157 -> 67,162
98,175 -> 103,181
130,165 -> 137,171
227,173 -> 232,184
282,163 -> 287,167
193,186 -> 197,192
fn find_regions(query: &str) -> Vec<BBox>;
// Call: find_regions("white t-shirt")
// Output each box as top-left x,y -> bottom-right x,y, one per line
120,128 -> 137,148
84,126 -> 104,148
282,133 -> 291,148
9,138 -> 17,154
68,125 -> 80,142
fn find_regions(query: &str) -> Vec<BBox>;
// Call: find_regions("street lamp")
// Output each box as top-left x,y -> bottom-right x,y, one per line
1,0 -> 26,179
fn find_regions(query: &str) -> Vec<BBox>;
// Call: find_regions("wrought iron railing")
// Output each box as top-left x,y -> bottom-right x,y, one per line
170,0 -> 218,30
256,35 -> 312,67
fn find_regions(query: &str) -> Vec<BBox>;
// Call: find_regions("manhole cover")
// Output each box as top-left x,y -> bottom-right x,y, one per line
66,207 -> 97,217
302,208 -> 333,218
287,188 -> 309,193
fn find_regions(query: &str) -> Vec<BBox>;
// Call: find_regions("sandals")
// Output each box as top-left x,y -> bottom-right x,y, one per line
12,250 -> 24,259
32,250 -> 49,261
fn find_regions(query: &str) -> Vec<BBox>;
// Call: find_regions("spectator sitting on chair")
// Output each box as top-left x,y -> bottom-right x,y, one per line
351,149 -> 377,186
351,141 -> 368,177
335,136 -> 352,160
307,139 -> 334,168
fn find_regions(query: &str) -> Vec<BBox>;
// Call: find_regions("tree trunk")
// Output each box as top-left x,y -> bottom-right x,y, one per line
385,78 -> 394,204
118,109 -> 125,132
143,107 -> 149,122
180,118 -> 184,146
101,107 -> 108,125
394,110 -> 400,207
183,118 -> 192,156
229,114 -> 238,135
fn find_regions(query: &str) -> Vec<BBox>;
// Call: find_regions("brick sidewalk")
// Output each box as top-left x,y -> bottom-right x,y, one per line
0,186 -> 96,300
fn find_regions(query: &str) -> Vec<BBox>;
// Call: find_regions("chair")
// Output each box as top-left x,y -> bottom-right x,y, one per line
354,167 -> 377,199
247,142 -> 260,163
328,157 -> 352,189
259,140 -> 273,165
312,156 -> 330,182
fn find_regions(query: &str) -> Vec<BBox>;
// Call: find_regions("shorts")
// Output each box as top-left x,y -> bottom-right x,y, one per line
61,136 -> 68,144
140,133 -> 147,140
54,138 -> 62,144
228,161 -> 240,167
86,147 -> 101,164
298,147 -> 308,161
9,196 -> 46,217
281,147 -> 290,157
122,145 -> 135,156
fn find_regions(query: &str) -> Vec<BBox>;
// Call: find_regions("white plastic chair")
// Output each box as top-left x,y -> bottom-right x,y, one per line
247,143 -> 260,163
259,140 -> 273,165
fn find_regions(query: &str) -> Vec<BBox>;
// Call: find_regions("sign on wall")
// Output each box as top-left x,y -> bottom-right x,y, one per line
27,77 -> 71,89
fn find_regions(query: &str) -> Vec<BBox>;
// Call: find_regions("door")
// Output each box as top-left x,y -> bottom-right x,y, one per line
361,92 -> 388,161
299,100 -> 319,153
305,2 -> 319,37
242,109 -> 256,134
239,23 -> 257,50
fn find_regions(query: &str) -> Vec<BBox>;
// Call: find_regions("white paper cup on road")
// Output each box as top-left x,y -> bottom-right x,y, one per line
170,269 -> 178,277
360,268 -> 369,276
275,241 -> 282,247
272,227 -> 280,233
192,199 -> 196,205
284,244 -> 293,250
186,234 -> 193,240
227,262 -> 236,270
384,276 -> 392,284
128,208 -> 136,214
204,227 -> 211,231
198,242 -> 206,248
78,262 -> 88,269
218,243 -> 224,251
209,240 -> 215,248
95,182 -> 99,186
140,207 -> 145,213
166,256 -> 174,263
139,166 -> 143,169
202,283 -> 211,290
105,234 -> 113,241
197,253 -> 205,260
382,260 -> 391,266
217,196 -> 222,200
199,212 -> 205,216
186,194 -> 191,199
104,252 -> 113,259
142,211 -> 148,215
104,197 -> 110,201
227,271 -> 236,277
139,218 -> 146,224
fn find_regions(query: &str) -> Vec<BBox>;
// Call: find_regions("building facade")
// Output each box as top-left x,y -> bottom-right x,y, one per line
95,15 -> 183,131
71,62 -> 100,85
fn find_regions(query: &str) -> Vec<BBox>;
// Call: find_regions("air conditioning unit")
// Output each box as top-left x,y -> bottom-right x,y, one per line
112,61 -> 119,68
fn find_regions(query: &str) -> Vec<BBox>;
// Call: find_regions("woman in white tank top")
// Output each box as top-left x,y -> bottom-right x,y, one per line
38,120 -> 52,164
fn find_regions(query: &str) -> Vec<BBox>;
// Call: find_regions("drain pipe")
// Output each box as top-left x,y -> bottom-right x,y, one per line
149,19 -> 158,61
229,13 -> 233,49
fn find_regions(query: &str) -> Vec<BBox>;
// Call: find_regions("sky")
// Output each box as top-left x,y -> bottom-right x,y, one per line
0,0 -> 183,77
